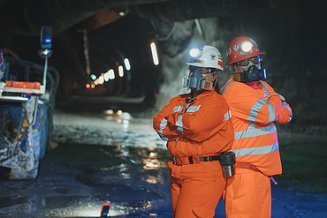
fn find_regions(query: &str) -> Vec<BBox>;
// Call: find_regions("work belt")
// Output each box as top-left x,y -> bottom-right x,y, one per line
172,155 -> 220,166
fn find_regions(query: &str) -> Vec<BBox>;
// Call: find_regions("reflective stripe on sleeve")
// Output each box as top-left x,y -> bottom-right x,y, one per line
231,142 -> 279,157
282,102 -> 292,122
176,114 -> 183,134
159,118 -> 167,134
186,105 -> 201,112
158,118 -> 168,141
224,110 -> 232,121
267,102 -> 276,122
260,81 -> 270,99
247,98 -> 266,121
234,124 -> 277,140
173,106 -> 183,113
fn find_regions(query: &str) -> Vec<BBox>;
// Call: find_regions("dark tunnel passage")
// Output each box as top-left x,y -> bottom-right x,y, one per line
1,3 -> 163,112
0,0 -> 327,217
0,0 -> 326,121
55,14 -> 161,112
0,0 -> 326,170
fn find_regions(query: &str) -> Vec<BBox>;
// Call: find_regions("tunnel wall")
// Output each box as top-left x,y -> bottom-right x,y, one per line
154,9 -> 327,124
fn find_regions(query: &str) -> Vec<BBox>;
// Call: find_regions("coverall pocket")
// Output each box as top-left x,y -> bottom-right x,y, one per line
192,206 -> 215,218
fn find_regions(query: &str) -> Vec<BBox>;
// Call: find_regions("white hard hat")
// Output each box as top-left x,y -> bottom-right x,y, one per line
187,45 -> 223,70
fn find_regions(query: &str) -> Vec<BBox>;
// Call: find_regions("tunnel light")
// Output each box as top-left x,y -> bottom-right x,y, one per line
90,74 -> 97,80
189,48 -> 202,58
104,72 -> 110,82
108,69 -> 115,80
124,58 -> 131,71
121,112 -> 131,120
150,42 -> 159,66
117,110 -> 123,116
241,41 -> 253,52
99,76 -> 104,84
118,65 -> 124,77
104,109 -> 114,115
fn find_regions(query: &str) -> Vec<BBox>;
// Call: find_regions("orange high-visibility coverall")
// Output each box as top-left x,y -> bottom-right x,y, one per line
221,79 -> 292,218
153,90 -> 234,218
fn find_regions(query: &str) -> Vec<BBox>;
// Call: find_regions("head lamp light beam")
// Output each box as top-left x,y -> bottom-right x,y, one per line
241,41 -> 253,52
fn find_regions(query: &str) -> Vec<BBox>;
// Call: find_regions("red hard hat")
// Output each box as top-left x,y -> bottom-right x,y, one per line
226,36 -> 265,65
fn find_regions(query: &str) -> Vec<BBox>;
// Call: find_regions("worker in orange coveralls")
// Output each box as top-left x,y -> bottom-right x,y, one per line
220,36 -> 293,218
153,45 -> 234,218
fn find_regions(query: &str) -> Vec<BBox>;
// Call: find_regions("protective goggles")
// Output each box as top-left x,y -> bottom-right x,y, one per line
187,66 -> 218,75
235,56 -> 260,67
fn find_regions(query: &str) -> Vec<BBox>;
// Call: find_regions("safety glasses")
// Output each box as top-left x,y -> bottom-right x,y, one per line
188,66 -> 218,75
236,57 -> 260,67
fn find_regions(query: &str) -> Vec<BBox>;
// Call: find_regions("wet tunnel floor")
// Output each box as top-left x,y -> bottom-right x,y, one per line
0,143 -> 173,217
0,111 -> 327,217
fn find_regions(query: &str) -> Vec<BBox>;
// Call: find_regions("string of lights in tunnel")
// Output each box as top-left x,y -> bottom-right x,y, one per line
85,41 -> 159,89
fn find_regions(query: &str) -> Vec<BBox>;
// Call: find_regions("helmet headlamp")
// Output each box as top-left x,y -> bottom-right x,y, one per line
240,41 -> 253,53
189,48 -> 202,58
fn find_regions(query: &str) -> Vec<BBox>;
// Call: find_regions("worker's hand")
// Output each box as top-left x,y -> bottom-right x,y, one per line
268,95 -> 282,120
166,113 -> 176,126
268,94 -> 282,104
262,87 -> 281,101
